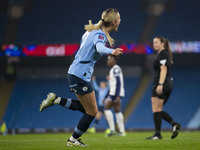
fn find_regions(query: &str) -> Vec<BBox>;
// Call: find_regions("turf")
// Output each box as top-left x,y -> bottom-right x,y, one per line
0,131 -> 200,150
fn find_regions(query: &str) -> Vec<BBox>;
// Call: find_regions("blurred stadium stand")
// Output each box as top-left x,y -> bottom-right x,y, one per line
2,54 -> 200,131
2,77 -> 139,130
0,15 -> 7,44
16,0 -> 147,44
1,0 -> 200,132
153,0 -> 200,41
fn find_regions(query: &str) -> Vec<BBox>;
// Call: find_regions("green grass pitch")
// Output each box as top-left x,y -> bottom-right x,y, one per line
0,131 -> 200,150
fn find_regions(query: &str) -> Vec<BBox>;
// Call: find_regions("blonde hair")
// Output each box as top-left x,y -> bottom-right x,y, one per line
84,8 -> 119,47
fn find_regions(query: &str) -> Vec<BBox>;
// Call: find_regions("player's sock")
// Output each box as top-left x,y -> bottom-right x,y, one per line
115,112 -> 125,133
72,113 -> 95,139
104,109 -> 115,131
153,112 -> 162,135
94,119 -> 99,126
105,118 -> 109,128
57,98 -> 85,113
161,111 -> 174,125
53,97 -> 61,104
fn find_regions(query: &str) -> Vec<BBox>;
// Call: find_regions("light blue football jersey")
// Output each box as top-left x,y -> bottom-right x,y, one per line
68,29 -> 112,82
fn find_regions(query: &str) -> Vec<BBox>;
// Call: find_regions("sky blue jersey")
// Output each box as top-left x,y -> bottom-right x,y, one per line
92,79 -> 109,106
68,29 -> 113,82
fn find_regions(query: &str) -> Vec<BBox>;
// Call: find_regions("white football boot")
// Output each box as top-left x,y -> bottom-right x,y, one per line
40,93 -> 56,112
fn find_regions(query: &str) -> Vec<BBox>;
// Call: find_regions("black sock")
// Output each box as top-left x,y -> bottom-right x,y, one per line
72,113 -> 95,139
153,112 -> 162,135
59,98 -> 67,106
161,111 -> 174,126
59,98 -> 85,113
94,119 -> 99,126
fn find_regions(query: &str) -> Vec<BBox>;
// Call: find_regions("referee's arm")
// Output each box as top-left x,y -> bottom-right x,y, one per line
156,65 -> 167,95
159,65 -> 167,85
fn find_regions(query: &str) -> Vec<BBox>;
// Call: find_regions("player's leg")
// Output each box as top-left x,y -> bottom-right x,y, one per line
40,74 -> 88,113
40,93 -> 85,113
100,106 -> 110,133
87,110 -> 102,133
161,92 -> 181,139
104,98 -> 115,136
161,88 -> 175,125
67,91 -> 97,146
113,100 -> 126,136
161,110 -> 181,139
95,111 -> 103,125
146,96 -> 163,140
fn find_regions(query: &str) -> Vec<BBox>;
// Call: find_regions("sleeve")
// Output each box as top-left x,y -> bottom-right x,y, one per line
113,68 -> 121,77
92,79 -> 99,91
115,76 -> 121,97
96,42 -> 114,54
159,52 -> 168,66
104,90 -> 110,99
93,33 -> 107,45
113,67 -> 121,96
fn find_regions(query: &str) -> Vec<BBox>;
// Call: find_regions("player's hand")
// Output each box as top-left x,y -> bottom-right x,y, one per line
102,98 -> 106,104
106,75 -> 109,81
116,96 -> 121,103
112,48 -> 123,56
92,76 -> 96,80
156,85 -> 163,95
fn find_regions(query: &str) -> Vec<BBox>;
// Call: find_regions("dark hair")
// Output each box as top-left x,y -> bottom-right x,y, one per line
155,36 -> 173,64
109,54 -> 119,62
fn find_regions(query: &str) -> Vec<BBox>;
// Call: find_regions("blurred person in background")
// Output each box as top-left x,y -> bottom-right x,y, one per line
146,36 -> 181,140
87,76 -> 110,134
40,8 -> 123,147
103,55 -> 126,136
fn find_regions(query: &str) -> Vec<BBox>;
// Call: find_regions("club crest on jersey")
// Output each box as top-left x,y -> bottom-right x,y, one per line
98,34 -> 104,40
82,86 -> 88,91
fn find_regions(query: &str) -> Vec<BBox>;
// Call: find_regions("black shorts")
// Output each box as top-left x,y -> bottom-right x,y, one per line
152,78 -> 173,105
98,105 -> 104,113
68,74 -> 93,95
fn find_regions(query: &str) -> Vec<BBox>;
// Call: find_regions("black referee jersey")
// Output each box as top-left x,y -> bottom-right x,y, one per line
152,49 -> 173,102
153,50 -> 171,81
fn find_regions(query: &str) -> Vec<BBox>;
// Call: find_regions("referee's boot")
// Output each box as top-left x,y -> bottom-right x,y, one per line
40,93 -> 56,112
171,123 -> 181,139
67,139 -> 87,147
146,134 -> 162,140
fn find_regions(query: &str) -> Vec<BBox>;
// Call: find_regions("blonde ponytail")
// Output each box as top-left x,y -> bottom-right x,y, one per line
84,8 -> 118,47
84,19 -> 103,32
101,26 -> 114,46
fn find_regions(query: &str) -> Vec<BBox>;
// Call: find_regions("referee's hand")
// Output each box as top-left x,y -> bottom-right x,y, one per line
112,48 -> 123,56
156,85 -> 163,95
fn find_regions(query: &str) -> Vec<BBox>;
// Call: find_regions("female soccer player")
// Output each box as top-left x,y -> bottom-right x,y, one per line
40,8 -> 123,147
104,55 -> 126,136
146,36 -> 181,140
87,76 -> 109,133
